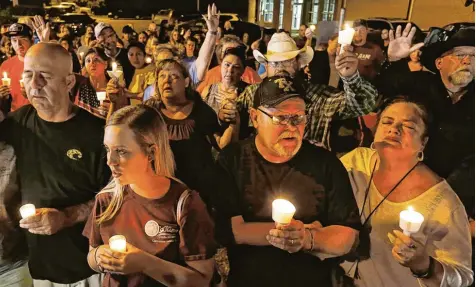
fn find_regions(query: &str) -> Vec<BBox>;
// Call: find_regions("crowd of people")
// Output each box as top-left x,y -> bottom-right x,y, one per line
0,3 -> 473,287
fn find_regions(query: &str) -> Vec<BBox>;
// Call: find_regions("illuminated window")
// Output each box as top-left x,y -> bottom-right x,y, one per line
260,0 -> 274,22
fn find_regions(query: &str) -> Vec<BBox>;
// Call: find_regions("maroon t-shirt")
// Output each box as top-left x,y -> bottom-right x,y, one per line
353,41 -> 385,81
83,180 -> 217,287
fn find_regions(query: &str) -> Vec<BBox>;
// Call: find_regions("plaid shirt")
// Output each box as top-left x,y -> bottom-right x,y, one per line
236,72 -> 378,150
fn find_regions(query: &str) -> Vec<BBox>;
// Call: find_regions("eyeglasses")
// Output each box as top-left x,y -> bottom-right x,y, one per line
448,53 -> 475,62
267,58 -> 297,68
258,108 -> 306,126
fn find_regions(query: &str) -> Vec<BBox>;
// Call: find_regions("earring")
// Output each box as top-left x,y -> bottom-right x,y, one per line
370,142 -> 376,150
417,151 -> 424,161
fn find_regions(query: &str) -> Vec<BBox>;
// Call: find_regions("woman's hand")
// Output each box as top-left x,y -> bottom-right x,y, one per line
391,230 -> 431,274
98,243 -> 148,275
267,219 -> 307,253
106,79 -> 123,104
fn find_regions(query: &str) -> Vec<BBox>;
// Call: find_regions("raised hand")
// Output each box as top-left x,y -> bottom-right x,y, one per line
305,28 -> 313,40
335,45 -> 359,78
30,15 -> 51,42
203,4 -> 220,33
387,23 -> 424,62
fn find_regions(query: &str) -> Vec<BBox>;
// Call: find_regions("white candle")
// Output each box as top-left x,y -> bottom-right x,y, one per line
111,62 -> 118,72
109,235 -> 127,252
96,91 -> 106,102
145,57 -> 152,64
19,73 -> 25,88
338,25 -> 355,55
2,72 -> 11,87
20,204 -> 36,219
310,24 -> 316,32
272,199 -> 296,225
399,206 -> 424,236
79,52 -> 85,59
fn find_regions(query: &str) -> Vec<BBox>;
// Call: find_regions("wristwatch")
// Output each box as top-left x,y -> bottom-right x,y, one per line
411,256 -> 434,279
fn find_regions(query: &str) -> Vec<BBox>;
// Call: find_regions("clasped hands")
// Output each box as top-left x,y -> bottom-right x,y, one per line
266,219 -> 312,254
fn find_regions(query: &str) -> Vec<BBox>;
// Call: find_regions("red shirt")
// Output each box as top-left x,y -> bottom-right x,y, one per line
83,180 -> 217,287
196,65 -> 262,94
0,56 -> 29,111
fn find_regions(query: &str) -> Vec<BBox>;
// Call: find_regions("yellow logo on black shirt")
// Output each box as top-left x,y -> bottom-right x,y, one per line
66,149 -> 83,161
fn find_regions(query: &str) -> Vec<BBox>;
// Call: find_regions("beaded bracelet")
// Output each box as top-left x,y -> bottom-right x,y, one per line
305,228 -> 314,251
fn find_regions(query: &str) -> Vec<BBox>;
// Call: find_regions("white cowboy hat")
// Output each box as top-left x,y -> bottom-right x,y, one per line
253,32 -> 314,66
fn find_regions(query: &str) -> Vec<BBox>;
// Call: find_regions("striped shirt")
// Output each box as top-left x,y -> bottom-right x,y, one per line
236,72 -> 378,150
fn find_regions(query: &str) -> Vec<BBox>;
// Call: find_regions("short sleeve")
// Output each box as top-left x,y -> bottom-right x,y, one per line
324,153 -> 362,231
188,62 -> 199,86
179,191 -> 217,261
83,191 -> 112,247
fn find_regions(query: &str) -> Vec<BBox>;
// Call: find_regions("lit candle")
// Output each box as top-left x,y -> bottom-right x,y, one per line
19,73 -> 25,88
2,72 -> 11,87
79,52 -> 85,59
96,91 -> 106,103
310,24 -> 316,32
338,25 -> 355,55
20,204 -> 36,219
145,57 -> 152,64
399,206 -> 424,236
272,199 -> 296,225
109,235 -> 127,252
107,62 -> 123,80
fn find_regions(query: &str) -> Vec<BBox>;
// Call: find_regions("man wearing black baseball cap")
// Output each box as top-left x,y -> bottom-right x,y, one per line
378,23 -> 474,179
0,23 -> 34,111
215,76 -> 361,287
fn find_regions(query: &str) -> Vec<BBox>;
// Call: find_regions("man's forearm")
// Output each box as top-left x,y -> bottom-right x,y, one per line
195,31 -> 217,81
231,216 -> 274,246
62,199 -> 95,227
305,225 -> 358,256
340,72 -> 379,119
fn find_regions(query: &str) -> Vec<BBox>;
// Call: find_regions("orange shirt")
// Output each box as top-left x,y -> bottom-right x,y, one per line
0,56 -> 29,111
196,65 -> 262,94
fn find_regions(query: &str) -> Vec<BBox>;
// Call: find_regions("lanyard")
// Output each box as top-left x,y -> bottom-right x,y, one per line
360,161 -> 419,226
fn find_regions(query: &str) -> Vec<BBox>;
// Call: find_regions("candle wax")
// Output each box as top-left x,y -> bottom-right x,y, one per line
20,204 -> 36,219
109,235 -> 127,252
272,199 -> 296,225
399,208 -> 424,236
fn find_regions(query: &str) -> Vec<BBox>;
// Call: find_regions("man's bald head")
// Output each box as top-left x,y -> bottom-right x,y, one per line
26,42 -> 73,75
23,42 -> 76,120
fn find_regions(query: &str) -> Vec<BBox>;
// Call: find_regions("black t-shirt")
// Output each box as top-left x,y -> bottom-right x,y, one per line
216,138 -> 361,287
107,48 -> 135,88
161,99 -> 221,203
0,105 -> 111,283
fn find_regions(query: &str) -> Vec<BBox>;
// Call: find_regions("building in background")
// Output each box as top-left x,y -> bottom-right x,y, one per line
250,0 -> 338,33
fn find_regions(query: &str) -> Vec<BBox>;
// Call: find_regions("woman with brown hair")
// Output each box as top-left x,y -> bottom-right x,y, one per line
84,103 -> 217,287
340,96 -> 473,287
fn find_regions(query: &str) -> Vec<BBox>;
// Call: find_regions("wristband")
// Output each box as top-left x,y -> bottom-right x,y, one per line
209,30 -> 218,35
305,228 -> 314,251
411,256 -> 434,279
93,246 -> 104,273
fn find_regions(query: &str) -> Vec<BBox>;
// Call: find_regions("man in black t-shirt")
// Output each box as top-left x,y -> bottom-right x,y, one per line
94,23 -> 134,87
216,77 -> 361,287
0,43 -> 110,285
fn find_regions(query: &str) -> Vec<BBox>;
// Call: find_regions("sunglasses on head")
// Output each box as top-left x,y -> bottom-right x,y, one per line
424,25 -> 475,46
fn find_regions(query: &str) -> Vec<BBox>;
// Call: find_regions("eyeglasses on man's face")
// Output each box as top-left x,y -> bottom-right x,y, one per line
258,108 -> 307,126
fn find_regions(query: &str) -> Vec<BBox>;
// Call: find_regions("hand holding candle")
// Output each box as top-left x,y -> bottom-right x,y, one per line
272,199 -> 296,225
338,25 -> 355,55
109,235 -> 127,252
2,72 -> 11,87
399,206 -> 424,236
108,62 -> 123,80
20,204 -> 36,219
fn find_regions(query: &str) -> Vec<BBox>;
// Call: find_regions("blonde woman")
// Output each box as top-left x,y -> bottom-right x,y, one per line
83,104 -> 217,287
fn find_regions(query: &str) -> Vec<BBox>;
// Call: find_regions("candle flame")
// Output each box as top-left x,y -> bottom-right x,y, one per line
3,72 -> 6,79
408,206 -> 414,211
112,62 -> 117,71
344,24 -> 351,30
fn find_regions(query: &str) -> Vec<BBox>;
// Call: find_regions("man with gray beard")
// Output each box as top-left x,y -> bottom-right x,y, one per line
214,76 -> 361,287
377,24 -> 475,179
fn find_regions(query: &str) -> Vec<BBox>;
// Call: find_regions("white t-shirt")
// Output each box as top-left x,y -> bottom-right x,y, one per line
340,148 -> 473,287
